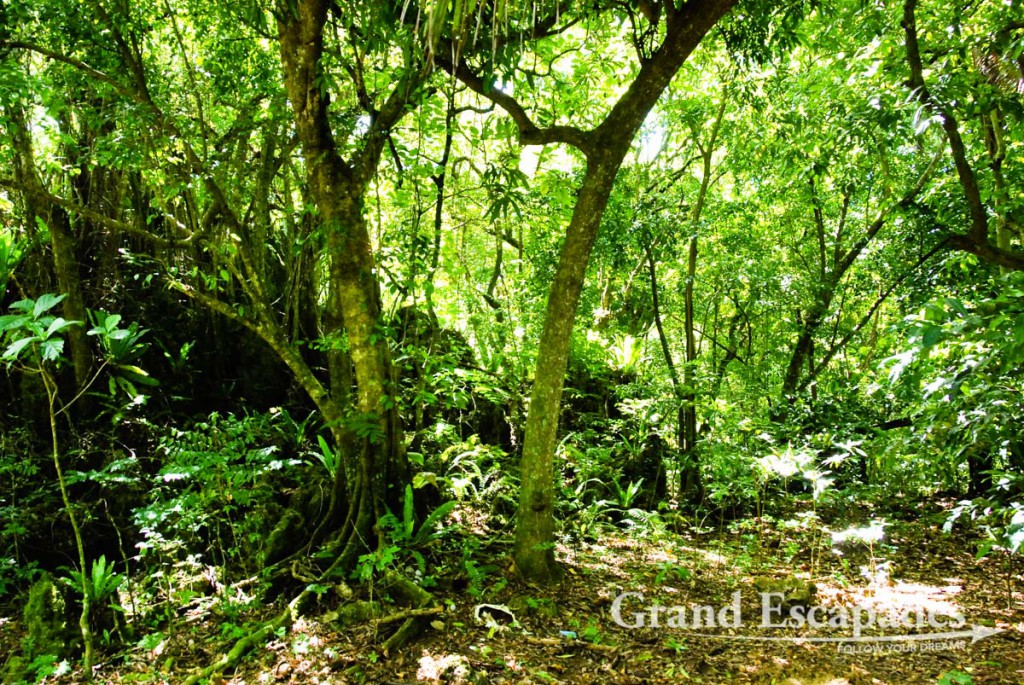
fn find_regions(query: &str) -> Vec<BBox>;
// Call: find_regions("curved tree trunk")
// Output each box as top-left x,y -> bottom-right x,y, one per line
277,0 -> 410,566
511,0 -> 735,581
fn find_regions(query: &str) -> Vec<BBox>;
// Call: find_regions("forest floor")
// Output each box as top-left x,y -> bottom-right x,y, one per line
3,496 -> 1023,684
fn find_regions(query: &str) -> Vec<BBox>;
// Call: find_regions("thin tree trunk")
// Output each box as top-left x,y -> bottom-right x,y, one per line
7,105 -> 92,389
510,0 -> 735,581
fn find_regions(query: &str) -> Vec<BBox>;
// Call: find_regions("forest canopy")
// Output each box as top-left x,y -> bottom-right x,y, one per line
1,0 -> 1023,682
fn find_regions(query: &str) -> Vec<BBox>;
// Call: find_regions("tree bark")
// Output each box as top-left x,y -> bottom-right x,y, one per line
7,105 -> 92,390
510,0 -> 735,582
277,0 -> 416,564
903,0 -> 1024,270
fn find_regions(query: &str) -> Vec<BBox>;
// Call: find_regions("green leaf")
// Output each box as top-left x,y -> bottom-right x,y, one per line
115,364 -> 159,386
413,471 -> 438,489
9,299 -> 34,313
944,298 -> 968,317
3,336 -> 36,360
413,500 -> 457,545
921,325 -> 942,348
45,317 -> 80,339
403,483 -> 415,539
0,313 -> 31,332
40,338 -> 64,361
33,293 -> 66,319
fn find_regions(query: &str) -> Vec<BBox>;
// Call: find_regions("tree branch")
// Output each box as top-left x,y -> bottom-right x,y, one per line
435,54 -> 592,154
903,0 -> 1024,270
0,177 -> 196,247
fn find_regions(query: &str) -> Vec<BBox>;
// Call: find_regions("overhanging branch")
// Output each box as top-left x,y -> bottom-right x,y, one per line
435,54 -> 592,154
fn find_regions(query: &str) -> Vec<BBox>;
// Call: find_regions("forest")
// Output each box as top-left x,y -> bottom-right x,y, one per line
0,0 -> 1023,682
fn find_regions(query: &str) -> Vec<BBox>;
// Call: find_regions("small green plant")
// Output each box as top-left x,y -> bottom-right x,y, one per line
24,654 -> 70,682
310,435 -> 340,478
611,478 -> 645,510
355,545 -> 401,583
379,485 -> 457,545
654,561 -> 692,585
356,487 -> 457,582
665,636 -> 688,654
580,621 -> 603,643
937,671 -> 974,685
607,333 -> 644,373
1,294 -> 94,679
463,556 -> 502,599
60,555 -> 125,609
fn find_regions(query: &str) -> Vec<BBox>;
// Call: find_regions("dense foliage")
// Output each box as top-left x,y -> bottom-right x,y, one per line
0,0 -> 1022,681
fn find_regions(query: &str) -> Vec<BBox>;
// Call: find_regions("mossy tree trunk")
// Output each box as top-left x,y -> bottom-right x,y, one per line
7,105 -> 92,390
446,0 -> 736,582
277,0 -> 422,564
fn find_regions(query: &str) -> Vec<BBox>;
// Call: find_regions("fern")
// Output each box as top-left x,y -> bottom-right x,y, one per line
413,500 -> 457,545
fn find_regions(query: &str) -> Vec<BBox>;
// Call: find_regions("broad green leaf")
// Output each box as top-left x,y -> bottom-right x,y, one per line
3,336 -> 36,360
33,293 -> 66,318
40,338 -> 64,361
45,317 -> 80,339
0,314 -> 30,333
10,299 -> 34,313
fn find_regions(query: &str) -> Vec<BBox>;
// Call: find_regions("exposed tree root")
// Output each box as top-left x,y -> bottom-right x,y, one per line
381,571 -> 438,653
182,570 -> 439,681
375,605 -> 443,625
181,587 -> 313,685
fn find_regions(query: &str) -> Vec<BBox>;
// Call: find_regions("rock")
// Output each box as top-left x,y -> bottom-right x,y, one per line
4,573 -> 73,683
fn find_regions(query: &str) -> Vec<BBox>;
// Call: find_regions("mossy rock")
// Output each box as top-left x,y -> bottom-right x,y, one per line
3,574 -> 73,683
23,574 -> 72,657
329,600 -> 383,627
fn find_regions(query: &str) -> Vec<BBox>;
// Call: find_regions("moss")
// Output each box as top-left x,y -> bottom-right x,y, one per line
22,574 -> 71,658
332,600 -> 383,627
261,508 -> 305,568
3,574 -> 72,683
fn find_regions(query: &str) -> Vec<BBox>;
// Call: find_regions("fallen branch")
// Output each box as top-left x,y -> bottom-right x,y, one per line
374,606 -> 444,626
181,587 -> 313,685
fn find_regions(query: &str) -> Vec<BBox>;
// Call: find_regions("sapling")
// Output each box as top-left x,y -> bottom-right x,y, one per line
1,294 -> 150,681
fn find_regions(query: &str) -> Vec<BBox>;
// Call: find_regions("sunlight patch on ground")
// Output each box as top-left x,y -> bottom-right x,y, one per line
416,651 -> 472,681
559,539 -> 632,578
643,546 -> 678,565
675,544 -> 730,566
823,577 -> 964,624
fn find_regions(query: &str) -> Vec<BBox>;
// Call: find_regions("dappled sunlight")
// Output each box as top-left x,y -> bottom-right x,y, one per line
675,544 -> 731,567
822,578 -> 965,625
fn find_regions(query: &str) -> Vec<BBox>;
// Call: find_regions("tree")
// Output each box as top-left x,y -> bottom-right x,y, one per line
443,0 -> 737,581
902,0 -> 1024,271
